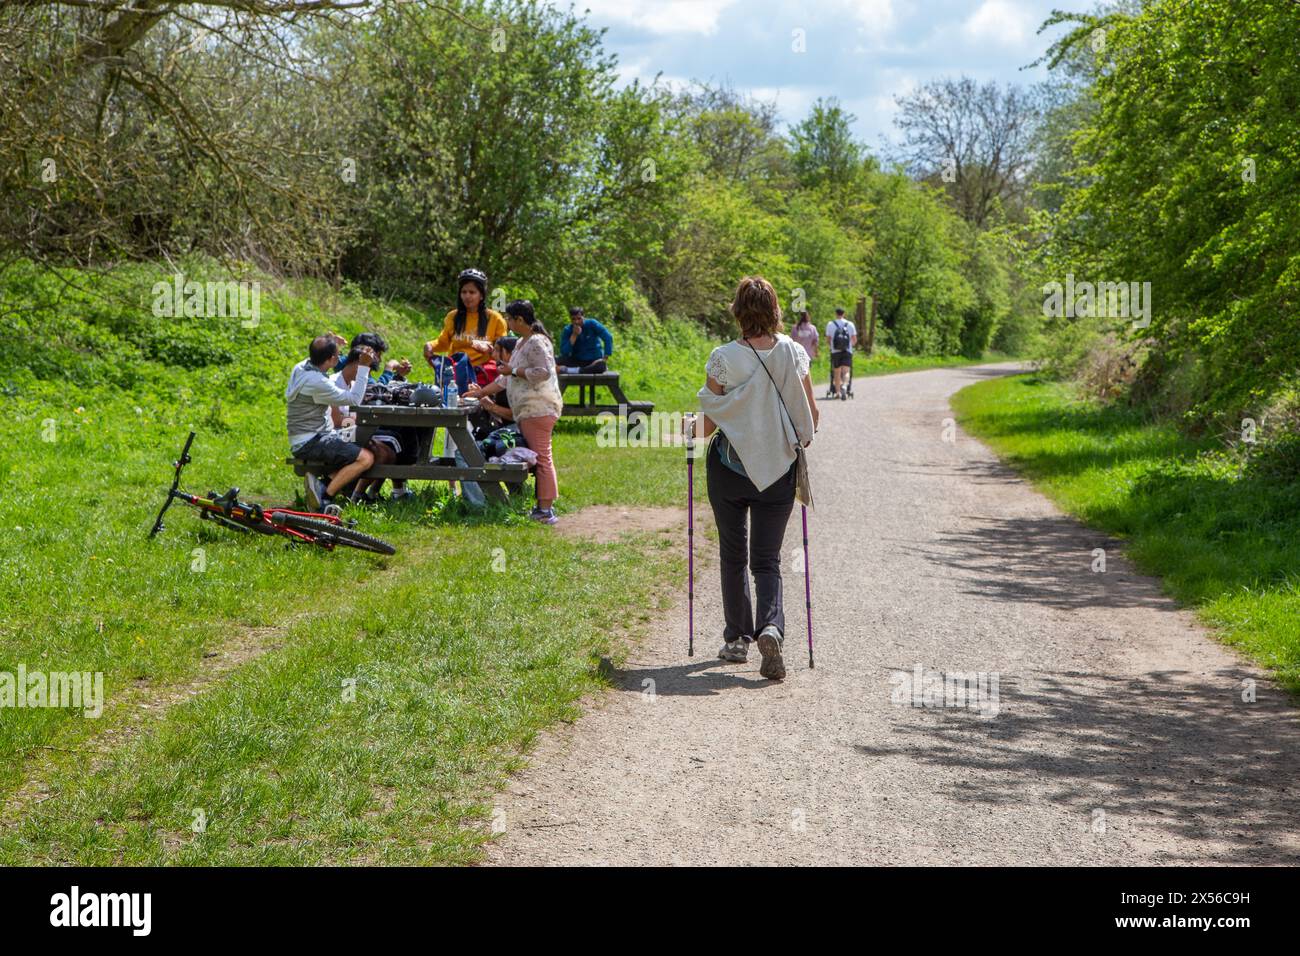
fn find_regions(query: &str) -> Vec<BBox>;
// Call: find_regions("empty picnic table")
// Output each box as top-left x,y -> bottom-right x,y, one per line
556,371 -> 654,418
288,403 -> 530,506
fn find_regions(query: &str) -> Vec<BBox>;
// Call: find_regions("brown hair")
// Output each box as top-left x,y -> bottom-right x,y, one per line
730,276 -> 783,339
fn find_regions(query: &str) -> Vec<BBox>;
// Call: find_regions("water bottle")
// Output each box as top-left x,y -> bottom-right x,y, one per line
440,360 -> 455,458
442,360 -> 456,407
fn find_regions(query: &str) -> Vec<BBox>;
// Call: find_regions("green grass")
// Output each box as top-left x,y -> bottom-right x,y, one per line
0,259 -> 700,863
4,529 -> 677,864
0,258 -> 1004,863
952,374 -> 1300,693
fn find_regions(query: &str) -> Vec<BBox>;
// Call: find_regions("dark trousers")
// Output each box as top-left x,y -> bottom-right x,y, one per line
705,438 -> 797,642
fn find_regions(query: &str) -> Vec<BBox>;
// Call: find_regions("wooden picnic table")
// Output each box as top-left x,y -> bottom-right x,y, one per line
556,371 -> 654,418
288,403 -> 530,506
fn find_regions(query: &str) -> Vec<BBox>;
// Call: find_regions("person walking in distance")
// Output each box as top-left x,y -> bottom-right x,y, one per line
825,307 -> 856,399
695,276 -> 818,680
791,310 -> 818,362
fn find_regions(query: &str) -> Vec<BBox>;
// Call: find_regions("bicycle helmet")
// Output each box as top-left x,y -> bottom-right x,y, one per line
412,384 -> 442,407
457,268 -> 487,290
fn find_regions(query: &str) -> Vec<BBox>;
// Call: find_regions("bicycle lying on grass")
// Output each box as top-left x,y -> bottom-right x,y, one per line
148,432 -> 396,555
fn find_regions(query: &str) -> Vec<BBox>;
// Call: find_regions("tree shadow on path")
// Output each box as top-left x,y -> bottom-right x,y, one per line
904,511 -> 1172,613
855,667 -> 1300,864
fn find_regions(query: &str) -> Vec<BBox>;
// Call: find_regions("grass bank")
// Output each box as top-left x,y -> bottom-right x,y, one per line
951,373 -> 1300,693
0,260 -> 697,863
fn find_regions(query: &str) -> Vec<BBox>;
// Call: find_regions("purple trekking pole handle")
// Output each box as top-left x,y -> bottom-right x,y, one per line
686,414 -> 696,657
802,504 -> 813,668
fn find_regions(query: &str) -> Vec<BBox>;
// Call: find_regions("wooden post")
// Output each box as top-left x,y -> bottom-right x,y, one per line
855,297 -> 868,356
866,293 -> 878,355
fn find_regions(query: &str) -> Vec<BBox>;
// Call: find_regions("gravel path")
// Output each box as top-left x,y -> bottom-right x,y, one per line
487,362 -> 1300,866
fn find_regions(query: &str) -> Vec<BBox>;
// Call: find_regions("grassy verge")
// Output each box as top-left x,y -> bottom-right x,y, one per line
951,373 -> 1300,693
0,260 -> 697,863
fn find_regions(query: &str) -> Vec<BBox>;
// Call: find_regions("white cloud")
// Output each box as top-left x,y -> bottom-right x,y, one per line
872,72 -> 915,115
750,85 -> 815,126
609,55 -> 694,94
578,0 -> 739,35
843,0 -> 895,32
868,71 -> 917,149
962,0 -> 1031,46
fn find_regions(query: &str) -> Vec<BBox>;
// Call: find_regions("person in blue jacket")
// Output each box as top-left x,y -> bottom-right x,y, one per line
557,307 -> 613,373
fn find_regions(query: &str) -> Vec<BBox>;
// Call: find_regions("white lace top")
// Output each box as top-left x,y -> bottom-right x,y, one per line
706,335 -> 811,390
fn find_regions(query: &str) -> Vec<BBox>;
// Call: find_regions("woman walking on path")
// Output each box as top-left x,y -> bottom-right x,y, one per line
696,276 -> 818,679
791,310 -> 818,361
465,300 -> 563,524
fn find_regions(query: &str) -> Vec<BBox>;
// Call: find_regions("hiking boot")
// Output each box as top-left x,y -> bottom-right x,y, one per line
717,638 -> 749,663
529,507 -> 558,525
390,486 -> 414,501
756,625 -> 786,680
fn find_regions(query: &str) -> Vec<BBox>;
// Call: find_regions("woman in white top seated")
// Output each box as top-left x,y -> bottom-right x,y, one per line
696,276 -> 818,680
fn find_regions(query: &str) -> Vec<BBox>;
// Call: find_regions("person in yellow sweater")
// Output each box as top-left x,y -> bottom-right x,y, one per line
423,267 -> 508,393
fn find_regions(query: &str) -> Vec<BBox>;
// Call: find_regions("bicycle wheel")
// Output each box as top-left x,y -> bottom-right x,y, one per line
276,514 -> 396,556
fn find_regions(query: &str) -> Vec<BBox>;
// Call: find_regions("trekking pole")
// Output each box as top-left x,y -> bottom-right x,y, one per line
802,504 -> 814,668
685,413 -> 696,656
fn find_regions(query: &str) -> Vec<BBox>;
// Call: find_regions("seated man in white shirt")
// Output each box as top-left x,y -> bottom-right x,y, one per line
285,336 -> 377,514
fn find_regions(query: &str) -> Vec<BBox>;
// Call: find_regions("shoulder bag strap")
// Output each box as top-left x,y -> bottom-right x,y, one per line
744,339 -> 799,444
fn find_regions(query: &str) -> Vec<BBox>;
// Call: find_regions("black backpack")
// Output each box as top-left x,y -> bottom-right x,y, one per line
832,320 -> 851,352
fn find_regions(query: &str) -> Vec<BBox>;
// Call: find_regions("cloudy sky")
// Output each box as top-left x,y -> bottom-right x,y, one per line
571,0 -> 1077,153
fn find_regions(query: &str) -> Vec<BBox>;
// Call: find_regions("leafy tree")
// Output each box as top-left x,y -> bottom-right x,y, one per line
790,98 -> 863,191
671,82 -> 792,193
957,226 -> 1011,358
0,0 -> 396,269
893,77 -> 1044,228
781,191 -> 862,320
1041,1 -> 1300,420
342,0 -> 686,322
865,172 -> 972,354
641,176 -> 795,333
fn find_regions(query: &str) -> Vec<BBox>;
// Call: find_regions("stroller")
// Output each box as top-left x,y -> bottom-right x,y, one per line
825,355 -> 855,401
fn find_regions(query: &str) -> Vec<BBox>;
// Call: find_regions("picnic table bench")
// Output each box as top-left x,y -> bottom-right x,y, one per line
288,404 -> 530,506
556,371 -> 654,418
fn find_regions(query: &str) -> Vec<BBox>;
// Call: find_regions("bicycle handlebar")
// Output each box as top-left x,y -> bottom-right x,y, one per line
174,431 -> 195,480
148,431 -> 197,538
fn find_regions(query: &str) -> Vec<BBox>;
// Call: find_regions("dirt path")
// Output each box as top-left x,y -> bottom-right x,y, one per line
486,362 -> 1300,866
